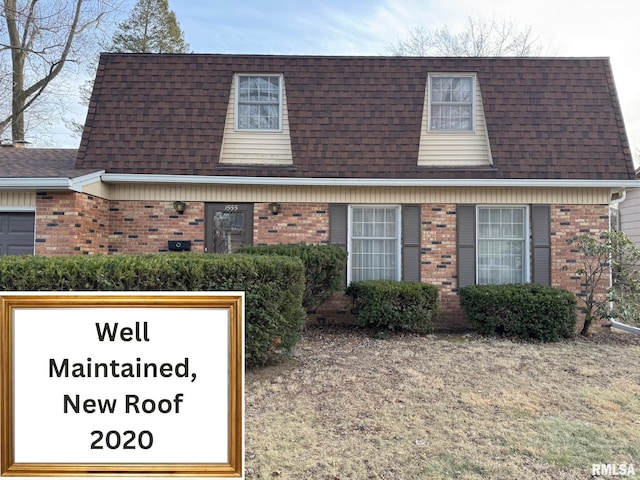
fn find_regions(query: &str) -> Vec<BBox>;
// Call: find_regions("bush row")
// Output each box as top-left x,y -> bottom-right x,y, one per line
238,243 -> 347,310
0,253 -> 306,368
347,280 -> 439,335
459,283 -> 577,341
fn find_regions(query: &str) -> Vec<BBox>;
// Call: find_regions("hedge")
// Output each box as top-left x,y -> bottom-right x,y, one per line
0,254 -> 306,368
238,243 -> 347,310
459,283 -> 577,341
347,280 -> 439,335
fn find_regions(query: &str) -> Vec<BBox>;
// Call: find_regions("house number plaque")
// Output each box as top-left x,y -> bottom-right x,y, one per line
0,292 -> 244,477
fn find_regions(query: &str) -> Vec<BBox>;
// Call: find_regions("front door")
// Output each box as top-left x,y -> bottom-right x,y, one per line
204,203 -> 253,253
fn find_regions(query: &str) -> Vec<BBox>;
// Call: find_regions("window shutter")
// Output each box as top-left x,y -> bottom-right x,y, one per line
402,205 -> 421,281
329,204 -> 347,249
457,205 -> 476,288
531,204 -> 551,286
329,204 -> 348,284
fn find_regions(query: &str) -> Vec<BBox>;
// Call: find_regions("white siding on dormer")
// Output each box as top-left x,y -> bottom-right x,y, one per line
219,75 -> 293,165
418,75 -> 493,167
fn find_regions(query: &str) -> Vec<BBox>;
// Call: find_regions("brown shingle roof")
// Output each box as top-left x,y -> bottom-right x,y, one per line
0,148 -> 96,178
75,54 -> 635,181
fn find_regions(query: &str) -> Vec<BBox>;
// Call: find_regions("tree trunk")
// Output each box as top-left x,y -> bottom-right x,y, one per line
4,0 -> 25,142
11,52 -> 25,142
580,312 -> 594,336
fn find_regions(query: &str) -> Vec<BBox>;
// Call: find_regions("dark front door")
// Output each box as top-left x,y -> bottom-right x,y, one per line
205,203 -> 253,253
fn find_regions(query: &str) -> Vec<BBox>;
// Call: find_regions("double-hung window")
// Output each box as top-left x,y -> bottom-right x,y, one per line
477,206 -> 528,284
236,75 -> 282,130
429,75 -> 474,131
349,206 -> 401,282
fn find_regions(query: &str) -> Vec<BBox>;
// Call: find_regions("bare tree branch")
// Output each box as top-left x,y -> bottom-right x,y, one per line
387,15 -> 547,57
1,0 -> 120,142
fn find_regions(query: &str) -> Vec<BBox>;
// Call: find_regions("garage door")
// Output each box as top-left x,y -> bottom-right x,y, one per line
0,212 -> 34,255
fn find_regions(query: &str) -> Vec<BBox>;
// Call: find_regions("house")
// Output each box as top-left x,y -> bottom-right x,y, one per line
617,168 -> 640,243
0,54 -> 637,328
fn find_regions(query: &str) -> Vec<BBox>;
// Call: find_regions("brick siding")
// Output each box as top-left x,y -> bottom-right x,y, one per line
35,192 -> 109,255
550,204 -> 611,328
254,202 -> 330,245
107,200 -> 205,254
420,204 -> 465,329
33,195 -> 610,331
35,193 -> 205,255
310,203 -> 611,331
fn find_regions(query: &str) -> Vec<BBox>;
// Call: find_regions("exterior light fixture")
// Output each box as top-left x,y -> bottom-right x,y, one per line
173,201 -> 186,215
268,202 -> 281,215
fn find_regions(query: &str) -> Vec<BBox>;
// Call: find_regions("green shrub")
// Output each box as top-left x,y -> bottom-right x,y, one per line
238,243 -> 347,310
459,283 -> 577,341
0,254 -> 306,368
347,280 -> 439,335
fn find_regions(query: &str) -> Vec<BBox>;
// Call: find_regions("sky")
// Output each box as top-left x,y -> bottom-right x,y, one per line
45,0 -> 640,163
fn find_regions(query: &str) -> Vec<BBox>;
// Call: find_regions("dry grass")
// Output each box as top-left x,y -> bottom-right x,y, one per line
245,326 -> 640,479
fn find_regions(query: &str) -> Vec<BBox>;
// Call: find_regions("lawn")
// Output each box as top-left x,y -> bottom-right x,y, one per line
244,326 -> 640,479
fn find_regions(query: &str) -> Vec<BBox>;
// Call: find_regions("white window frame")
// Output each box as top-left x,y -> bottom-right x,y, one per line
476,205 -> 530,285
235,74 -> 283,131
347,205 -> 402,283
428,73 -> 476,132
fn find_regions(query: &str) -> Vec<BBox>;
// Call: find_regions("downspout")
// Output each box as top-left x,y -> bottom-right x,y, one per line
609,189 -> 626,295
610,318 -> 640,335
609,189 -> 626,299
609,189 -> 627,227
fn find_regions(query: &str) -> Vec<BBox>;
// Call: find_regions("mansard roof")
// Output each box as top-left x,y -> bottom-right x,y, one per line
75,54 -> 635,181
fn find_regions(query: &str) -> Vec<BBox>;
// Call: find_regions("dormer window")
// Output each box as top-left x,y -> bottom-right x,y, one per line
236,75 -> 282,131
429,74 -> 475,131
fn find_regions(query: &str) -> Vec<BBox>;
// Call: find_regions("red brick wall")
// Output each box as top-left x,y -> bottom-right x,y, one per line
550,204 -> 611,328
35,198 -> 332,254
253,202 -> 343,324
35,192 -> 109,255
33,196 -> 610,331
107,201 -> 205,254
310,202 -> 611,331
35,194 -> 205,255
253,202 -> 329,245
420,204 -> 466,329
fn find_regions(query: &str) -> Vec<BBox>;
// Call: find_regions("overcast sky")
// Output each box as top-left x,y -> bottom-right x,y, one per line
49,0 -> 640,163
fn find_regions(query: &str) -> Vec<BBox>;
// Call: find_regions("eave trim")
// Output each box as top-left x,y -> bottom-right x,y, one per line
100,174 -> 640,189
0,171 -> 105,192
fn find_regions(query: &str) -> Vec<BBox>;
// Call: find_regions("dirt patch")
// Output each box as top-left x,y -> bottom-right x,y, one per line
245,325 -> 640,479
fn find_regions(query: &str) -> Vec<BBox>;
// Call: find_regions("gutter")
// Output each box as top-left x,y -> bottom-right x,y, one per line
0,170 -> 105,192
3,172 -> 640,191
0,178 -> 73,190
99,174 -> 640,189
68,170 -> 105,192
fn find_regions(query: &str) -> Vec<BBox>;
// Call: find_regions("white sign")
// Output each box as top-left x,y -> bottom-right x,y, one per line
0,292 -> 244,477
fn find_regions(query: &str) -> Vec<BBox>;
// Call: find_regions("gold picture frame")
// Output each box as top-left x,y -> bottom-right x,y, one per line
0,292 -> 243,477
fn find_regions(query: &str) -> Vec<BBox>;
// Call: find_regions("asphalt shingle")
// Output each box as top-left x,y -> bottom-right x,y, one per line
74,54 -> 635,181
0,148 -> 95,178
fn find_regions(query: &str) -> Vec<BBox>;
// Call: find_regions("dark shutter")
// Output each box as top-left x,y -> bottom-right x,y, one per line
531,204 -> 551,286
402,205 -> 421,281
329,204 -> 348,284
457,205 -> 476,288
329,204 -> 347,249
